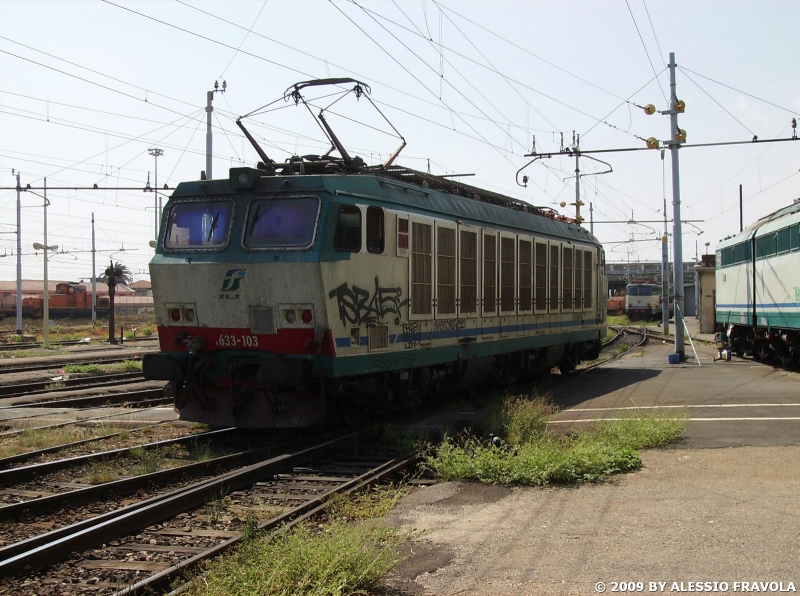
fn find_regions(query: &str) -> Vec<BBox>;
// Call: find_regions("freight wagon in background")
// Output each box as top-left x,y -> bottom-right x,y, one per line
716,199 -> 800,365
142,79 -> 608,429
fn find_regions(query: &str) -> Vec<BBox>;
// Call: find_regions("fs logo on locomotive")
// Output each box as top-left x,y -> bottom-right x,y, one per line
220,268 -> 246,299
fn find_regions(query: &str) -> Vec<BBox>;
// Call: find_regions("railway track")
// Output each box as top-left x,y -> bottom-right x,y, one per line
580,326 -> 648,372
0,372 -> 145,398
0,336 -> 158,352
0,433 -> 417,595
0,354 -> 152,375
0,387 -> 167,411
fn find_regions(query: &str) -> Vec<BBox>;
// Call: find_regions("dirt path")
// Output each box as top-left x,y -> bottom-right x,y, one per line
381,446 -> 800,595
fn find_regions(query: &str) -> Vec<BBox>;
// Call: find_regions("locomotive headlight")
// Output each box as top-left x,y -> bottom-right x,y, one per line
184,309 -> 196,322
285,310 -> 297,324
171,309 -> 182,321
301,310 -> 313,324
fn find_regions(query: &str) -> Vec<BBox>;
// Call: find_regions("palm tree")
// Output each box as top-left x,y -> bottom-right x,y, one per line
99,260 -> 133,344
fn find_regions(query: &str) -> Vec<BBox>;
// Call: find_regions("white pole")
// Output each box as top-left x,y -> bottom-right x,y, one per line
15,172 -> 22,335
43,178 -> 49,349
91,212 -> 96,323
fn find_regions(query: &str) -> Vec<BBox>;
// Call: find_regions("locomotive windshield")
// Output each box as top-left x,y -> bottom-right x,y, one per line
244,196 -> 320,249
165,200 -> 233,249
626,284 -> 656,296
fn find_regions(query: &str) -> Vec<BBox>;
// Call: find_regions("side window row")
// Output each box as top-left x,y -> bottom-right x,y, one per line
334,205 -> 385,254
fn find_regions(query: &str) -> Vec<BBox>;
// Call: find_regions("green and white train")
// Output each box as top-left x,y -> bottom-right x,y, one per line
142,79 -> 608,428
716,200 -> 800,364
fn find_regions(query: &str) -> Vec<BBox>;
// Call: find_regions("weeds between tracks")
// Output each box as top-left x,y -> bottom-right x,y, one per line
424,393 -> 686,485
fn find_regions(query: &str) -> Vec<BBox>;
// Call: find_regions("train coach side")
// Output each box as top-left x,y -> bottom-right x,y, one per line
716,201 -> 800,363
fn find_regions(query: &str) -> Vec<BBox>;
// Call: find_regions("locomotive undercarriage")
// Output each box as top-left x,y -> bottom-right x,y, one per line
145,338 -> 601,428
726,325 -> 800,367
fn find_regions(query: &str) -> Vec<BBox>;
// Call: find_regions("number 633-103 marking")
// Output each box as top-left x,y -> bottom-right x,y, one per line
216,334 -> 259,347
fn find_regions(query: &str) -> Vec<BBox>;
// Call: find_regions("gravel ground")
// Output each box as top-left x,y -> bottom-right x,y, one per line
380,445 -> 800,595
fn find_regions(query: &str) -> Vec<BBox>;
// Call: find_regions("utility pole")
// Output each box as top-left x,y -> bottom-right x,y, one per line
42,179 -> 49,348
206,80 -> 226,180
34,179 -> 58,349
589,202 -> 594,235
739,184 -> 743,232
665,52 -> 686,360
91,213 -> 97,324
574,133 -> 582,223
14,171 -> 22,336
148,148 -> 163,240
660,150 -> 669,335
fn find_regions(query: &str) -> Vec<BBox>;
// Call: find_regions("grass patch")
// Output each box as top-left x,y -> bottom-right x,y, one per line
425,394 -> 685,486
0,424 -> 124,459
606,314 -> 631,326
84,460 -> 119,484
121,359 -> 142,372
182,521 -> 403,596
325,484 -> 407,521
63,363 -> 106,375
141,326 -> 154,336
130,446 -> 165,475
613,344 -> 631,358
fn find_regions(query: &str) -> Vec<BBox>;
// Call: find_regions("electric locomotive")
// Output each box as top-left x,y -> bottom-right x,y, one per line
625,283 -> 663,320
143,79 -> 608,428
716,199 -> 800,364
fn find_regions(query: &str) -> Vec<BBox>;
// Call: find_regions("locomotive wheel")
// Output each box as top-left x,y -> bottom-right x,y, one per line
336,394 -> 368,429
165,381 -> 188,410
558,353 -> 577,374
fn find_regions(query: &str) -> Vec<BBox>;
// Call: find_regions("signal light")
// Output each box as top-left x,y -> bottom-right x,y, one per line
171,309 -> 181,321
184,309 -> 196,322
285,310 -> 297,324
301,310 -> 313,324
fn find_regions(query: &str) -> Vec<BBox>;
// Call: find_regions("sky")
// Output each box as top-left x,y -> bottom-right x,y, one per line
1,0 -> 799,283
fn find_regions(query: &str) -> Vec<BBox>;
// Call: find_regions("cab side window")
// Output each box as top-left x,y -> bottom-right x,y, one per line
334,205 -> 361,252
366,206 -> 384,254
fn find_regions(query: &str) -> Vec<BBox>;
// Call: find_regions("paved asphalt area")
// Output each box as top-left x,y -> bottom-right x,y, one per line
381,339 -> 800,596
550,340 -> 800,448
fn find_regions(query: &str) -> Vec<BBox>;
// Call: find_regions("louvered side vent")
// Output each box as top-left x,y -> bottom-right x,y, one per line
437,227 -> 456,314
368,324 -> 389,352
250,306 -> 277,334
411,222 -> 433,315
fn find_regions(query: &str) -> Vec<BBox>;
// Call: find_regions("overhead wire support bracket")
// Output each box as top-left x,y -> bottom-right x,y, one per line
524,133 -> 800,159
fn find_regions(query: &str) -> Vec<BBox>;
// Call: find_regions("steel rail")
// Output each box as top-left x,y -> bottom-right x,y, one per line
0,431 -> 344,537
0,337 -> 158,352
581,327 -> 648,372
0,387 -> 164,410
119,449 -> 419,596
0,426 -> 235,487
0,421 -> 166,470
0,353 -> 152,375
0,371 -> 144,397
0,434 -> 355,577
0,398 -> 172,437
